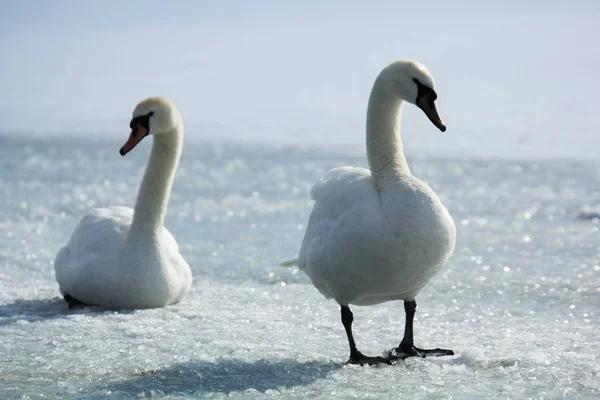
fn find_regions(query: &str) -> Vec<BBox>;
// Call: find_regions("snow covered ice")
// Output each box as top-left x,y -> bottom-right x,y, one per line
1,136 -> 599,399
579,205 -> 600,221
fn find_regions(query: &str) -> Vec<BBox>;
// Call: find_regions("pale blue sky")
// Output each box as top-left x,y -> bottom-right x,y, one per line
1,1 -> 598,158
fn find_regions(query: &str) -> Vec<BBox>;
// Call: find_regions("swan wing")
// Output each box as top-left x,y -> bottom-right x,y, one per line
298,167 -> 399,302
159,225 -> 193,298
280,167 -> 375,269
54,206 -> 133,299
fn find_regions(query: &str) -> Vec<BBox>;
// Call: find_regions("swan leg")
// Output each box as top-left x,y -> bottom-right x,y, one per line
388,300 -> 454,360
63,294 -> 89,309
341,305 -> 392,366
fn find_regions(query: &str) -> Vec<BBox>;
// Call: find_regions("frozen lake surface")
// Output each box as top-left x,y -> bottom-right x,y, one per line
1,136 -> 599,399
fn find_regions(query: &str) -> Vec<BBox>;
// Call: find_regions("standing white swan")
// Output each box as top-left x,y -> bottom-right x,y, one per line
281,60 -> 456,365
54,96 -> 192,310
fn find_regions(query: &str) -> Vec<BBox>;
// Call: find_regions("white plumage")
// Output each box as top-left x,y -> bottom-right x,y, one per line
54,97 -> 192,310
298,166 -> 455,306
282,60 -> 456,364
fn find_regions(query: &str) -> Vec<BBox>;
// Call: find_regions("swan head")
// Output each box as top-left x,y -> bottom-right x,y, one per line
380,60 -> 446,132
119,96 -> 182,156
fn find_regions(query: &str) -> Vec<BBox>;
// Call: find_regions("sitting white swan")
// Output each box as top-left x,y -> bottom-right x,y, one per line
54,96 -> 192,310
281,60 -> 456,365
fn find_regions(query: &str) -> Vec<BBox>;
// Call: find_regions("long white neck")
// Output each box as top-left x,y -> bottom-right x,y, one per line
366,76 -> 411,190
127,128 -> 182,242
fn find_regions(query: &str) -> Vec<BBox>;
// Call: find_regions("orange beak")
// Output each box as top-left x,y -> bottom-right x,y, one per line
418,93 -> 446,132
119,123 -> 149,156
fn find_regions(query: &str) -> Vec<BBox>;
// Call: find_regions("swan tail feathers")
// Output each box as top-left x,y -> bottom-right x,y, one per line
279,258 -> 299,267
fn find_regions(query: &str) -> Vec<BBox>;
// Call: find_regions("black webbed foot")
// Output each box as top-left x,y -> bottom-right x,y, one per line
64,294 -> 89,309
340,305 -> 392,366
388,300 -> 455,361
348,350 -> 392,366
387,343 -> 454,360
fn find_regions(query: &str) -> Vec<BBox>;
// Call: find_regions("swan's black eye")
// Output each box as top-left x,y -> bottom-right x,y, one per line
128,111 -> 154,134
413,78 -> 437,103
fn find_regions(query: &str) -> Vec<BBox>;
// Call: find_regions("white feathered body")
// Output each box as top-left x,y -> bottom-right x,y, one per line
297,167 -> 455,306
54,206 -> 192,310
54,97 -> 193,310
